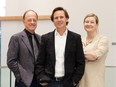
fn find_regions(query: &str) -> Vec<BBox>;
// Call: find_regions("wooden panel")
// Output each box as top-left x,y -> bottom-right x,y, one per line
0,15 -> 50,20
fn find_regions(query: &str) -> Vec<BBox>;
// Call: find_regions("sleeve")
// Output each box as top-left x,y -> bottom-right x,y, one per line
94,36 -> 109,59
7,35 -> 21,81
35,35 -> 48,82
72,35 -> 85,84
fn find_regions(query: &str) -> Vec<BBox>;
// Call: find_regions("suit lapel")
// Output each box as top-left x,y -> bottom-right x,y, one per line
35,34 -> 41,44
21,31 -> 33,55
49,31 -> 56,66
65,31 -> 73,58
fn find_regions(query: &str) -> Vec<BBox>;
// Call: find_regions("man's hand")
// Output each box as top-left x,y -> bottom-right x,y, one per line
40,82 -> 48,86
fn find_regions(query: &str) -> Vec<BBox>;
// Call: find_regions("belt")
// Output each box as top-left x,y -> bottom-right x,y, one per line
55,77 -> 64,81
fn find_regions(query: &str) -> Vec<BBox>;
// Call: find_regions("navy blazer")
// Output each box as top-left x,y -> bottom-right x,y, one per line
35,30 -> 85,87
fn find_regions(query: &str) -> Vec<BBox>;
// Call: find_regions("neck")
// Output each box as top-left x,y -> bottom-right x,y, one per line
87,31 -> 97,40
57,28 -> 66,36
86,32 -> 97,45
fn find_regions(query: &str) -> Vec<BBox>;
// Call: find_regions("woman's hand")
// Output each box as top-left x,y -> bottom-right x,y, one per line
84,51 -> 98,61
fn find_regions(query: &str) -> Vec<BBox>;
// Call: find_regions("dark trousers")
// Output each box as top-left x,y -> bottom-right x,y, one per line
30,75 -> 39,87
47,80 -> 63,87
15,81 -> 26,87
15,75 -> 39,87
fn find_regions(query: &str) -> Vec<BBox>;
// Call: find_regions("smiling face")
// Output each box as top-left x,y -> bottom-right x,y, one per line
84,16 -> 98,33
53,10 -> 68,30
23,10 -> 38,33
83,13 -> 99,34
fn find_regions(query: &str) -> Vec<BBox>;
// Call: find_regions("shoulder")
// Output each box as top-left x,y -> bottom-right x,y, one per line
99,34 -> 109,42
11,30 -> 25,37
68,30 -> 81,38
95,34 -> 109,45
41,31 -> 54,39
10,31 -> 23,38
100,34 -> 108,39
35,33 -> 41,39
9,31 -> 26,42
35,33 -> 40,37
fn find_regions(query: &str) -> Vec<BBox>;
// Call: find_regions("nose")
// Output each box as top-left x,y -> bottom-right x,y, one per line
57,17 -> 61,21
30,19 -> 37,23
86,22 -> 91,25
31,20 -> 35,23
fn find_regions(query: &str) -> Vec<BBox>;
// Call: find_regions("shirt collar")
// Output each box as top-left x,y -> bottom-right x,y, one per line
55,29 -> 68,36
24,29 -> 35,37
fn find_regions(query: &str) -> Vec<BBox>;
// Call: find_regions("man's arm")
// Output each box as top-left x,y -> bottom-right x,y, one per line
7,35 -> 21,81
72,35 -> 85,85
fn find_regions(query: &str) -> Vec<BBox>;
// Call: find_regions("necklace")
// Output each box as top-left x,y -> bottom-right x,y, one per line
86,38 -> 93,46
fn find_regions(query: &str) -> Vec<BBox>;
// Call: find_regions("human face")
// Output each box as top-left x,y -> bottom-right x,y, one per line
53,10 -> 68,30
23,11 -> 38,33
84,17 -> 98,33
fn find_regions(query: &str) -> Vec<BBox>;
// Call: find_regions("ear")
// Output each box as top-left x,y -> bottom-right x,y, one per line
66,18 -> 68,22
96,24 -> 99,28
23,20 -> 25,23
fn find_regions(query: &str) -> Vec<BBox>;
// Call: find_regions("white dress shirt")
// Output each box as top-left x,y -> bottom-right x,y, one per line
55,29 -> 67,77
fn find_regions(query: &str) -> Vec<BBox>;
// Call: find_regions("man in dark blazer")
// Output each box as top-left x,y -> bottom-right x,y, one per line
35,7 -> 85,87
7,10 -> 41,87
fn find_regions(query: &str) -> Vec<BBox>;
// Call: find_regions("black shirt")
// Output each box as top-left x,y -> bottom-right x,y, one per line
24,29 -> 39,52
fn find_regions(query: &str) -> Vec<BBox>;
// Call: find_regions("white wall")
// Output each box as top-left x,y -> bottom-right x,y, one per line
105,67 -> 116,87
4,0 -> 116,66
1,0 -> 116,87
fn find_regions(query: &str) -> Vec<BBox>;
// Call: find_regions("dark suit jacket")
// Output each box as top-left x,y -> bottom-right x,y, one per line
35,30 -> 85,87
7,30 -> 41,87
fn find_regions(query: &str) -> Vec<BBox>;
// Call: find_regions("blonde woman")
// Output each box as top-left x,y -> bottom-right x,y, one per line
79,13 -> 109,87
